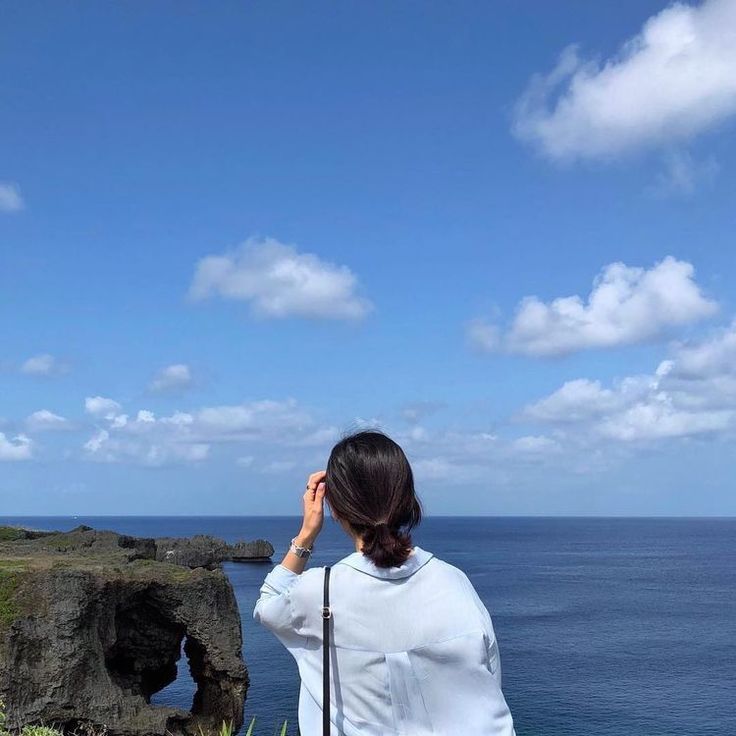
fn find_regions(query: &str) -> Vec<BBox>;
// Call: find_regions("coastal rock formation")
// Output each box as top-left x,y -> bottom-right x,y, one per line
155,535 -> 274,569
0,527 -> 249,736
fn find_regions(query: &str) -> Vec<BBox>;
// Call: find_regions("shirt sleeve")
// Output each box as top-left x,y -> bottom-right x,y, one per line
459,573 -> 516,734
252,563 -> 312,660
458,572 -> 510,684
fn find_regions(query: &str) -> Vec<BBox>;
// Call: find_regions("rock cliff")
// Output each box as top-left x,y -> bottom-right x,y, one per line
0,527 -> 251,736
155,535 -> 274,569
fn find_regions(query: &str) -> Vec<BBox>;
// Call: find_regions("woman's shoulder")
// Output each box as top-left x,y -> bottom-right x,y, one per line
294,551 -> 474,591
423,554 -> 475,585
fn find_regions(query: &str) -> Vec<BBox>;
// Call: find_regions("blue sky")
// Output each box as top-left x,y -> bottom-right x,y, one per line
2,0 -> 736,516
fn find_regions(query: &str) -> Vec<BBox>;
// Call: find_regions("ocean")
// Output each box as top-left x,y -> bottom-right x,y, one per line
2,516 -> 734,736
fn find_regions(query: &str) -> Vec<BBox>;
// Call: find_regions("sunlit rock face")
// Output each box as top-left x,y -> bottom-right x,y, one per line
154,535 -> 274,568
0,527 -> 249,736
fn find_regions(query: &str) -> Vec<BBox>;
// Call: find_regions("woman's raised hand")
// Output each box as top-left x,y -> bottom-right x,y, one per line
297,470 -> 327,546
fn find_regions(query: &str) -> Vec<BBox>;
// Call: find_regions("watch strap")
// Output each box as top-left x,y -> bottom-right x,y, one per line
290,537 -> 313,558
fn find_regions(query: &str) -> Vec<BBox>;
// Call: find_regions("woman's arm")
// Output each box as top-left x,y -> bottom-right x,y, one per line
460,573 -> 516,733
252,470 -> 327,636
278,470 -> 327,574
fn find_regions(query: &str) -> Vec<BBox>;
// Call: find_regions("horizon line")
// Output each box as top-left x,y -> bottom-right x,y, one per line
1,514 -> 734,520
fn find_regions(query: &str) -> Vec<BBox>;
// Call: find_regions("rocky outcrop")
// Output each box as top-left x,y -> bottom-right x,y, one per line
154,536 -> 273,569
0,527 -> 249,736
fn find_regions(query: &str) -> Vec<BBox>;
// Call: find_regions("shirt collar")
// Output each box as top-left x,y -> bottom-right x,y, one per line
335,544 -> 434,579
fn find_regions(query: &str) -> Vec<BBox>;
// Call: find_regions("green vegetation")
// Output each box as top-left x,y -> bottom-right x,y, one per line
0,700 -> 105,736
198,717 -> 291,736
0,572 -> 20,630
1,703 -> 293,736
12,728 -> 61,736
0,528 -> 26,543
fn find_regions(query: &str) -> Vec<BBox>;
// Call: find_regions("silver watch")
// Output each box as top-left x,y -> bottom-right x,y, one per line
289,537 -> 313,558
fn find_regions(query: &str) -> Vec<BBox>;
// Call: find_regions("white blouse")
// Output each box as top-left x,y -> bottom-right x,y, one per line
253,544 -> 516,736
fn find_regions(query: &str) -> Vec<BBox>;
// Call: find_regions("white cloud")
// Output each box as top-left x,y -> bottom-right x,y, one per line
411,454 -> 502,485
195,399 -> 312,440
400,426 -> 556,484
189,236 -> 373,320
21,354 -> 61,376
524,319 -> 736,442
236,455 -> 255,468
669,317 -> 736,378
511,435 -> 561,453
0,433 -> 32,461
524,378 -> 644,423
653,320 -> 736,411
0,182 -> 24,212
407,425 -> 428,441
291,426 -> 340,447
475,257 -> 716,356
84,429 -> 110,455
82,413 -> 210,465
513,0 -> 736,162
26,410 -> 69,432
597,399 -> 732,441
412,457 -> 461,481
149,364 -> 193,393
85,396 -> 123,418
81,397 -> 323,466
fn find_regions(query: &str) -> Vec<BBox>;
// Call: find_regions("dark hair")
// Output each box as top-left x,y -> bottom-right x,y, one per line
325,429 -> 423,568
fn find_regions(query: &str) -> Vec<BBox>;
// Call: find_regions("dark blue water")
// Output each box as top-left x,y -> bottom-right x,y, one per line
3,516 -> 734,735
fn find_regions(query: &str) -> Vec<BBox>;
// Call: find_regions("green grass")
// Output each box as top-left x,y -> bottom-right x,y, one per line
197,717 -> 292,736
0,572 -> 20,630
242,718 -> 291,736
0,528 -> 25,543
1,702 -> 294,736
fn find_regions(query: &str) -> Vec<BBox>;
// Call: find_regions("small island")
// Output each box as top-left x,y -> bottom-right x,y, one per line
0,525 -> 274,736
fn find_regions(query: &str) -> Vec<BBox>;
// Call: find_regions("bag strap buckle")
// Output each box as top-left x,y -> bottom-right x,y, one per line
321,605 -> 332,619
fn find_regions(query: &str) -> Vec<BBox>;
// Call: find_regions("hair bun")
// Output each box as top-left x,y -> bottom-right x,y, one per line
361,522 -> 413,568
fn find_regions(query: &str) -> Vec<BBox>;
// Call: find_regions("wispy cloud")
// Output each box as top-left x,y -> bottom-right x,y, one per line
0,182 -> 24,213
13,317 -> 736,476
513,0 -> 736,162
20,354 -> 65,376
189,236 -> 373,320
85,396 -> 123,418
26,410 -> 70,432
469,257 -> 717,357
649,150 -> 720,197
399,401 -> 445,424
511,434 -> 561,454
465,318 -> 500,353
0,433 -> 32,461
398,426 -> 560,483
149,364 -> 193,393
81,397 -> 320,466
260,459 -> 297,474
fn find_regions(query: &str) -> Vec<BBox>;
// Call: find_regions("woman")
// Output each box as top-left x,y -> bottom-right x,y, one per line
253,430 -> 515,735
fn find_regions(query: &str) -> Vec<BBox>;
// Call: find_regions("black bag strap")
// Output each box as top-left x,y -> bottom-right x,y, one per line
322,566 -> 332,736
